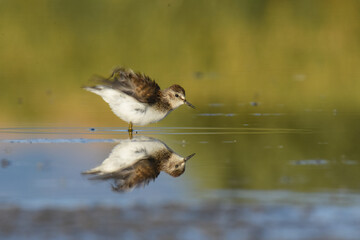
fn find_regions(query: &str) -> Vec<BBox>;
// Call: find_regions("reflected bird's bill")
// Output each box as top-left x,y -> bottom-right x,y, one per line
185,153 -> 196,162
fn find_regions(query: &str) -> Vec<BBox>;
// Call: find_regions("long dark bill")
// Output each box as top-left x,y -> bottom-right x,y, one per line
184,100 -> 196,109
184,153 -> 196,162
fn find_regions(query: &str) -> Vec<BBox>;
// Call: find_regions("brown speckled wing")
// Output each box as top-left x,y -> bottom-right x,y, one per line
95,68 -> 161,105
88,157 -> 160,192
113,157 -> 160,192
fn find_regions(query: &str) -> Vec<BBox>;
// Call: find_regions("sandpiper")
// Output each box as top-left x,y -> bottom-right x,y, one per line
82,136 -> 195,192
84,67 -> 195,133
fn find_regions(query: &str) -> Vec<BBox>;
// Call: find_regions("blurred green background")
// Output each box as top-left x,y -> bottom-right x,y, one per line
1,0 -> 360,126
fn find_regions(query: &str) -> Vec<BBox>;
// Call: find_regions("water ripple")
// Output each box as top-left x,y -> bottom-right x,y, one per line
0,127 -> 311,137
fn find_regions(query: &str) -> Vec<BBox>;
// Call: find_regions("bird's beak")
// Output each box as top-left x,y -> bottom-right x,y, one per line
184,100 -> 196,109
184,153 -> 196,162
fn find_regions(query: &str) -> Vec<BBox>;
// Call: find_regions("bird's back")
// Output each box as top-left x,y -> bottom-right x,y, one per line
92,68 -> 161,105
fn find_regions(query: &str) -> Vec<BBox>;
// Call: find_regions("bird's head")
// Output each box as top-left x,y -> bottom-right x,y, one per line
163,84 -> 195,110
162,152 -> 195,177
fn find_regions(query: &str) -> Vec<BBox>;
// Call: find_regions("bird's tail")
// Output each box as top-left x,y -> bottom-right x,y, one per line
83,72 -> 112,92
83,86 -> 97,92
83,85 -> 108,95
81,166 -> 101,175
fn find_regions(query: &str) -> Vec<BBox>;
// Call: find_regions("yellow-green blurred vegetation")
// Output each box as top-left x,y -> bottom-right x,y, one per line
1,0 -> 360,126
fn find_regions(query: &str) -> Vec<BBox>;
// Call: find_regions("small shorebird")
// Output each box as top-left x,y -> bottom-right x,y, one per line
84,68 -> 195,133
82,136 -> 195,192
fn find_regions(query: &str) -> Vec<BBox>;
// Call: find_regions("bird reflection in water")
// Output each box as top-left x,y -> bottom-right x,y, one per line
82,136 -> 195,192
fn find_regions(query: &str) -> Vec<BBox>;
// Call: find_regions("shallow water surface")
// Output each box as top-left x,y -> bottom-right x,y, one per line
2,111 -> 360,239
1,110 -> 360,207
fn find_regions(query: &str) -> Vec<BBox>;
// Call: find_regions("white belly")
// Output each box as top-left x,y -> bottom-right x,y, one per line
87,87 -> 169,125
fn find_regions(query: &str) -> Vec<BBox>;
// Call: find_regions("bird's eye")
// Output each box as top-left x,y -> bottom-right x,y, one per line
175,164 -> 179,168
175,94 -> 179,98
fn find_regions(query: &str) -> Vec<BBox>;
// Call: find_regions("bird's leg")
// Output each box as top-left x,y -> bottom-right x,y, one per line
128,122 -> 133,139
128,122 -> 133,133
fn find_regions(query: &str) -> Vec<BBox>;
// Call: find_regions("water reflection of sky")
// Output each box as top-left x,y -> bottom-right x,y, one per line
1,123 -> 360,210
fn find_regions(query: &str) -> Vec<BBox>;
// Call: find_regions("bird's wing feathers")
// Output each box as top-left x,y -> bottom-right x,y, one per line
86,157 -> 160,192
91,68 -> 161,104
